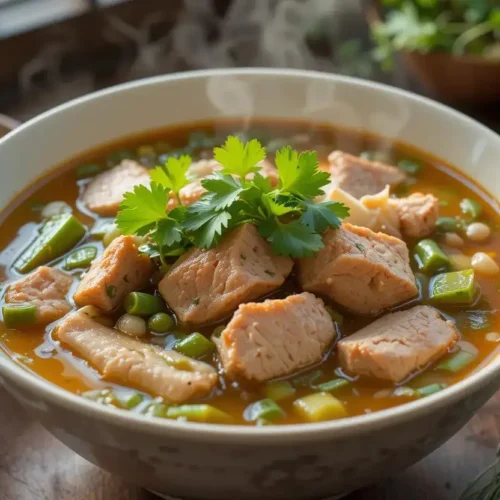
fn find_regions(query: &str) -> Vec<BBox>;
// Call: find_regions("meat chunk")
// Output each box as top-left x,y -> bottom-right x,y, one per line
327,151 -> 406,199
338,305 -> 459,382
74,236 -> 153,312
216,293 -> 335,382
5,266 -> 72,324
159,224 -> 293,324
82,160 -> 150,216
56,310 -> 217,402
389,193 -> 439,238
298,223 -> 418,315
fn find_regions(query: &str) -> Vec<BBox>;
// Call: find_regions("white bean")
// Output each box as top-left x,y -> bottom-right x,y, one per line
41,201 -> 72,218
116,314 -> 147,338
444,232 -> 464,248
466,222 -> 491,242
485,332 -> 500,343
471,252 -> 500,276
103,224 -> 122,247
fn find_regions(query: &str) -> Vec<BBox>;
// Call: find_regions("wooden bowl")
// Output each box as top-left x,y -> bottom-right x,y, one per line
364,0 -> 500,105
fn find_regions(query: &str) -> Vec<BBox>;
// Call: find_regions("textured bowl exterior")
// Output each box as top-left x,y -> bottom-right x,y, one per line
0,69 -> 499,499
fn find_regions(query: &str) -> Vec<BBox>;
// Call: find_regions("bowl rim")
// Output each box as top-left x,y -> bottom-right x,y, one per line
0,67 -> 499,443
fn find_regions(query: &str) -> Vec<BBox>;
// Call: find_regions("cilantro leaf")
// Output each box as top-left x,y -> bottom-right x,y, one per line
275,148 -> 330,198
117,182 -> 169,235
150,155 -> 191,200
214,136 -> 266,179
301,200 -> 350,233
258,218 -> 324,257
152,218 -> 183,247
190,211 -> 232,248
262,193 -> 300,217
252,173 -> 272,194
200,173 -> 244,210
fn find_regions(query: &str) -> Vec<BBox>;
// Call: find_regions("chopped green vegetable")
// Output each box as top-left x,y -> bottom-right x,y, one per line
263,381 -> 296,401
460,198 -> 483,220
414,239 -> 450,273
163,355 -> 193,372
314,378 -> 350,393
244,399 -> 285,422
436,350 -> 476,373
82,389 -> 119,406
416,383 -> 447,398
64,246 -> 97,270
166,404 -> 233,423
211,325 -> 225,340
174,333 -> 215,359
398,159 -> 421,175
2,303 -> 37,328
291,369 -> 323,388
75,163 -> 101,180
90,221 -> 115,240
106,285 -> 117,299
15,214 -> 86,273
430,269 -> 476,305
435,217 -> 465,234
148,312 -> 174,333
124,292 -> 165,317
325,306 -> 344,326
143,402 -> 169,418
118,392 -> 144,409
293,392 -> 347,422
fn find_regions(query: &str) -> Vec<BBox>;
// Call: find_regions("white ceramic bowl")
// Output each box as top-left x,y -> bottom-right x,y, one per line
0,69 -> 499,500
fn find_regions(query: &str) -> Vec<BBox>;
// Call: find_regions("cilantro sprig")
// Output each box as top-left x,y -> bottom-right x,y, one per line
116,136 -> 349,259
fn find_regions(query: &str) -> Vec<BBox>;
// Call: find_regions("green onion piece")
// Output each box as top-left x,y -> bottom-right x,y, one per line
148,312 -> 174,333
398,159 -> 421,175
293,392 -> 347,422
416,383 -> 447,398
460,198 -> 483,220
174,333 -> 215,359
143,402 -> 169,418
166,404 -> 233,423
64,246 -> 97,270
163,354 -> 193,372
414,239 -> 450,273
90,221 -> 114,240
430,269 -> 476,305
436,350 -> 476,373
211,325 -> 225,340
124,292 -> 165,317
291,369 -> 323,388
15,214 -> 86,273
325,306 -> 344,326
435,217 -> 465,234
244,399 -> 285,422
263,381 -> 296,401
2,303 -> 37,328
314,378 -> 350,393
75,163 -> 101,180
118,392 -> 144,409
82,389 -> 119,406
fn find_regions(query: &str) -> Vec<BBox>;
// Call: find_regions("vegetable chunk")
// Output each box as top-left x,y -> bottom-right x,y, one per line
159,224 -> 293,324
55,310 -> 217,403
5,266 -> 72,325
215,292 -> 335,382
298,223 -> 418,315
74,236 -> 153,312
338,305 -> 459,382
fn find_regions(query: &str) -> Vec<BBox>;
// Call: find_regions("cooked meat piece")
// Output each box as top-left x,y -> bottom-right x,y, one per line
82,160 -> 150,216
56,310 -> 217,402
389,193 -> 439,238
298,223 -> 418,315
216,292 -> 335,382
360,186 -> 403,238
159,224 -> 293,324
338,305 -> 459,382
5,266 -> 72,324
327,151 -> 406,199
74,236 -> 153,312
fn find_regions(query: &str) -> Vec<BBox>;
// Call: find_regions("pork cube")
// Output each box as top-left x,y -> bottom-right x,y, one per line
216,292 -> 335,382
56,310 -> 217,402
82,160 -> 150,216
298,223 -> 418,315
159,224 -> 293,324
389,193 -> 439,238
338,305 -> 459,382
74,236 -> 153,312
328,151 -> 406,199
5,266 -> 72,324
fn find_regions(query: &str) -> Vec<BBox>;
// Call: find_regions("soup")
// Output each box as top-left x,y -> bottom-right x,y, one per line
1,119 -> 499,426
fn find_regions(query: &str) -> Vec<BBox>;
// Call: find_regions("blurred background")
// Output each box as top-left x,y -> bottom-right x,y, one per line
1,0 -> 499,129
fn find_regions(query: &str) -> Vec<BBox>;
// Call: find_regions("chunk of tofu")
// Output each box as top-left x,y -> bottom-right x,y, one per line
388,193 -> 439,238
298,223 -> 418,315
82,160 -> 150,216
327,151 -> 406,199
337,305 -> 459,382
55,310 -> 217,402
74,236 -> 153,312
216,292 -> 335,382
5,266 -> 72,324
159,224 -> 293,325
